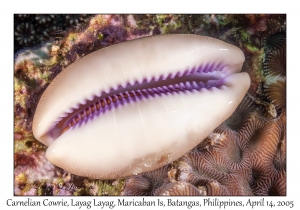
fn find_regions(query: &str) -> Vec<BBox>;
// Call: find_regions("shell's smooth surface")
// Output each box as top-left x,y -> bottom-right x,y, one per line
14,15 -> 286,195
33,34 -> 245,146
32,34 -> 249,179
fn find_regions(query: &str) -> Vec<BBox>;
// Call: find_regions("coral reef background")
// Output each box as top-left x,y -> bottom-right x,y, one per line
14,14 -> 286,196
14,14 -> 93,53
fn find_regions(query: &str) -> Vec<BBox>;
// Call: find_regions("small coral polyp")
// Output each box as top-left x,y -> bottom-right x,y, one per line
263,31 -> 286,114
15,23 -> 36,46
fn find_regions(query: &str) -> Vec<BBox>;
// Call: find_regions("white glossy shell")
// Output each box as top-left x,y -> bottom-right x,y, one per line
33,34 -> 250,179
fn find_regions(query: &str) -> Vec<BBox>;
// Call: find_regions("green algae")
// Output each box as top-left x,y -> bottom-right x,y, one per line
97,33 -> 104,40
246,44 -> 260,53
68,33 -> 78,43
73,179 -> 125,196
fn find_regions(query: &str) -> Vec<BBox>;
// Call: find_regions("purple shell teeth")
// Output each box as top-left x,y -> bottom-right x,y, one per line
215,62 -> 222,70
167,72 -> 173,79
191,81 -> 198,89
174,84 -> 181,89
59,70 -> 232,136
162,86 -> 169,92
54,63 -> 230,135
184,81 -> 192,89
176,71 -> 183,77
152,75 -> 159,82
196,65 -> 202,73
179,82 -> 185,89
156,87 -> 163,92
198,81 -> 205,88
183,69 -> 190,76
204,64 -> 210,72
157,74 -> 164,82
190,67 -> 197,74
167,84 -> 175,91
146,76 -> 152,83
161,74 -> 168,80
